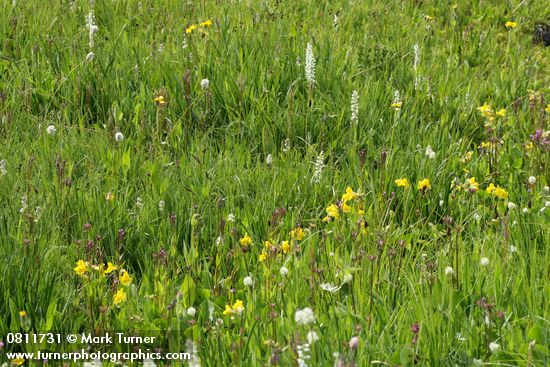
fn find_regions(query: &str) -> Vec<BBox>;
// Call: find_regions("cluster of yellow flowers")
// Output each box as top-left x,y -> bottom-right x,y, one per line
505,21 -> 517,29
154,95 -> 166,105
74,260 -> 132,306
185,19 -> 213,35
394,178 -> 431,192
323,187 -> 362,222
486,183 -> 509,199
477,104 -> 506,127
246,227 -> 305,262
223,299 -> 244,316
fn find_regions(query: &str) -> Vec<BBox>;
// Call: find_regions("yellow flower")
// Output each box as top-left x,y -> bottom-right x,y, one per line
391,102 -> 402,110
264,240 -> 272,249
186,24 -> 198,34
74,260 -> 89,276
545,104 -> 550,114
395,178 -> 410,188
280,240 -> 291,254
11,357 -> 25,366
223,300 -> 244,316
104,262 -> 118,274
505,21 -> 517,29
325,203 -> 340,219
232,299 -> 244,314
477,104 -> 493,119
486,183 -> 496,194
119,270 -> 132,286
290,227 -> 305,240
465,177 -> 479,192
200,19 -> 213,27
424,15 -> 434,21
417,178 -> 431,191
223,304 -> 233,315
240,234 -> 252,246
105,191 -> 115,202
525,142 -> 533,150
496,109 -> 506,117
154,95 -> 166,105
341,187 -> 358,202
259,250 -> 267,262
493,186 -> 508,199
19,310 -> 27,318
113,288 -> 127,305
342,202 -> 352,213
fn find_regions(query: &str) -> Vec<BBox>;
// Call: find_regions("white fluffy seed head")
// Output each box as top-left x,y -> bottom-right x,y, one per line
46,125 -> 56,135
295,307 -> 315,325
186,306 -> 196,317
243,276 -> 254,287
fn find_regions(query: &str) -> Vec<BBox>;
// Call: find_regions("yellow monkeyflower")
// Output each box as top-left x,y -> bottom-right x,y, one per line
477,104 -> 493,119
11,357 -> 25,366
325,203 -> 339,219
154,95 -> 166,105
341,187 -> 358,202
113,288 -> 127,306
280,240 -> 291,254
259,250 -> 267,262
417,178 -> 431,191
232,299 -> 244,314
486,183 -> 496,194
391,102 -> 402,110
505,21 -> 517,29
493,186 -> 509,199
74,260 -> 89,276
119,270 -> 132,286
186,24 -> 198,34
19,310 -> 27,318
290,227 -> 305,240
496,108 -> 506,117
465,177 -> 479,192
104,262 -> 118,274
200,19 -> 213,27
240,234 -> 252,246
223,304 -> 233,315
395,178 -> 410,188
342,202 -> 352,213
223,300 -> 244,316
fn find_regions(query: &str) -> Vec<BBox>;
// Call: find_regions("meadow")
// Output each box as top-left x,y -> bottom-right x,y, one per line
0,0 -> 549,365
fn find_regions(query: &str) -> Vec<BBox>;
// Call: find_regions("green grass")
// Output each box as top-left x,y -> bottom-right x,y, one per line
1,0 -> 549,365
